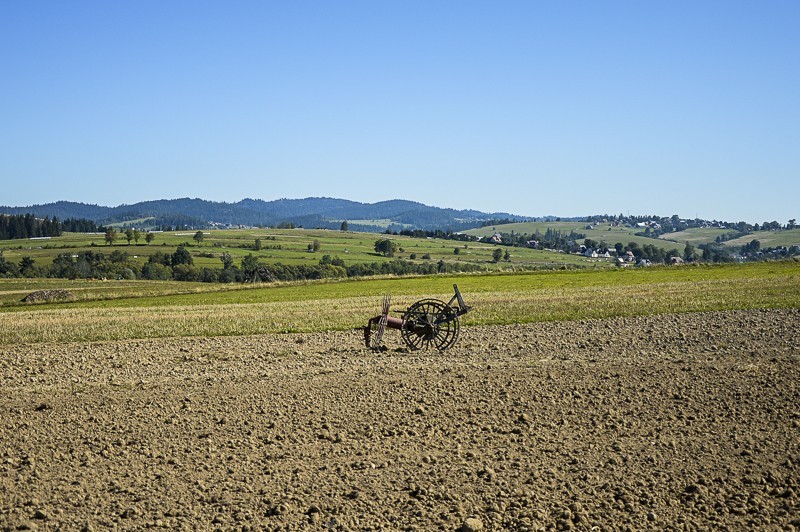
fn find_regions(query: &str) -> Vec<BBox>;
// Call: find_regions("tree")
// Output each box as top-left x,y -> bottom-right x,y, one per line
218,269 -> 237,283
0,251 -> 19,277
125,228 -> 134,245
173,264 -> 199,282
374,239 -> 397,257
141,262 -> 172,280
453,247 -> 460,255
340,220 -> 349,231
51,254 -> 77,279
145,232 -> 155,245
133,229 -> 141,244
504,249 -> 511,261
742,239 -> 761,254
193,231 -> 204,245
109,250 -> 129,263
683,242 -> 696,262
254,238 -> 262,251
241,254 -> 259,280
104,227 -> 118,246
492,248 -> 503,263
220,252 -> 234,270
788,219 -> 797,230
171,246 -> 193,266
148,251 -> 171,266
19,256 -> 36,277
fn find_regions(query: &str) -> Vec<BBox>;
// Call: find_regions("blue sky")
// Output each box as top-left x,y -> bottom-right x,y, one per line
2,1 -> 798,224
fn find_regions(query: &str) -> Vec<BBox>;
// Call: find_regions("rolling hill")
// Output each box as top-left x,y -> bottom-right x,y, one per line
0,197 -> 532,232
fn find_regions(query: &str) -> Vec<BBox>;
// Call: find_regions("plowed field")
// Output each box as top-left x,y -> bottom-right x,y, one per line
2,309 -> 798,530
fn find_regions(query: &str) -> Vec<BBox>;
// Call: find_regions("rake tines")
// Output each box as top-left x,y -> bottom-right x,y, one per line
364,294 -> 391,350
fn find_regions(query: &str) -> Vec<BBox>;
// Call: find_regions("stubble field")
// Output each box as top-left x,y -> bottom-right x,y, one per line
1,307 -> 798,530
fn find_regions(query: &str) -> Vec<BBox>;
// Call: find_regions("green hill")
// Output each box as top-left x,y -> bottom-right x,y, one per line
464,221 -> 684,253
723,228 -> 800,249
0,227 -> 606,274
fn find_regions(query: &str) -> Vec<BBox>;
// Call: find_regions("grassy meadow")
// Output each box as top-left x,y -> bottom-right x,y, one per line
463,220 -> 686,252
724,229 -> 800,249
1,261 -> 797,345
465,221 -> 800,252
6,225 -> 796,277
0,227 -> 604,271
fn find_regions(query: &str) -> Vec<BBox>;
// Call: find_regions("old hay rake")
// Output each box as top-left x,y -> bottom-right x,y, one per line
364,284 -> 471,351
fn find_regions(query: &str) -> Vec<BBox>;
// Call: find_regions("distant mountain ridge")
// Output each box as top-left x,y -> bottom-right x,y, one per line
0,197 -> 534,232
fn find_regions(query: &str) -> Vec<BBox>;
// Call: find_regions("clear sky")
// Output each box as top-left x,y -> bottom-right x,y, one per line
1,1 -> 798,224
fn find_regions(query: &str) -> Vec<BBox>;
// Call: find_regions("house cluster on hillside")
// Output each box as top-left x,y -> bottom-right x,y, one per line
209,221 -> 254,230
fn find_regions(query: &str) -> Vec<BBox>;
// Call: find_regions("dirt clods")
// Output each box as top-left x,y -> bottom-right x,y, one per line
21,289 -> 74,303
0,308 -> 798,529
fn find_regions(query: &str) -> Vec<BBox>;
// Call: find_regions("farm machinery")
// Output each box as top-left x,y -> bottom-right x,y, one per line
364,284 -> 471,351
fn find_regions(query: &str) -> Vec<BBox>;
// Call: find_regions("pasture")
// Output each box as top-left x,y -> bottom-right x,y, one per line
463,220 -> 686,252
724,228 -> 800,248
0,227 -> 604,271
465,220 -> 800,253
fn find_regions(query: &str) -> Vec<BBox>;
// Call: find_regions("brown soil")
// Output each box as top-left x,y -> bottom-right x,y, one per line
1,309 -> 798,530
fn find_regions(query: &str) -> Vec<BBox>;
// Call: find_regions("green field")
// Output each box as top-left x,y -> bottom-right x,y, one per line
724,228 -> 800,249
465,221 -> 800,252
660,227 -> 735,245
1,261 -> 797,345
463,221 -> 684,252
0,228 -> 606,271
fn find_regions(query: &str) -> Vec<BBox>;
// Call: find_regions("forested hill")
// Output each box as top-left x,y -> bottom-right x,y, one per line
0,197 -> 532,232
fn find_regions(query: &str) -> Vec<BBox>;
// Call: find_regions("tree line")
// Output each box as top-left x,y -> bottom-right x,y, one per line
0,213 -> 100,240
0,245 -> 484,282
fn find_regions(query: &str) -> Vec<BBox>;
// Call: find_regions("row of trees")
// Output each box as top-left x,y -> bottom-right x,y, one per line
1,249 -> 139,279
0,214 -> 63,240
0,214 -> 101,240
103,227 -> 157,245
586,214 -> 797,234
1,245 -> 485,282
493,228 -> 586,252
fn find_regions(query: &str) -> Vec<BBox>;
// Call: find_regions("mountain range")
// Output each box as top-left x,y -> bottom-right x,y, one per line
0,197 -> 535,232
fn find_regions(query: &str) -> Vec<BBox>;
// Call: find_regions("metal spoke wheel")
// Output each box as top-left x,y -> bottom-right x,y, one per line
401,299 -> 460,351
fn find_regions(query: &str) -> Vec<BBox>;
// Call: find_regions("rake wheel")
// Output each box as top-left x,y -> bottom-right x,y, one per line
400,298 -> 460,351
